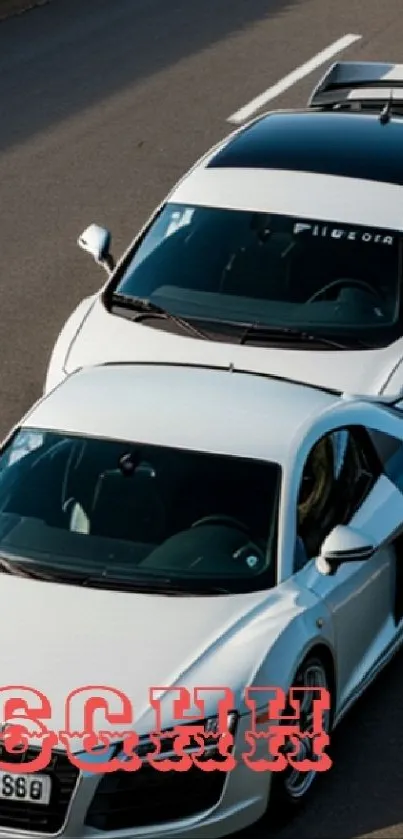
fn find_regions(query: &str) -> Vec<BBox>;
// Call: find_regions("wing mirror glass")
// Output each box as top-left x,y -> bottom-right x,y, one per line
316,524 -> 376,575
78,223 -> 115,274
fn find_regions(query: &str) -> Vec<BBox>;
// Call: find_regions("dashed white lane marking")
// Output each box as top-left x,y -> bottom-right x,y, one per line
227,33 -> 362,124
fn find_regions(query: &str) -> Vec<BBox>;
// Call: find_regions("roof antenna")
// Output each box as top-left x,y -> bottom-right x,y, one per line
379,89 -> 393,125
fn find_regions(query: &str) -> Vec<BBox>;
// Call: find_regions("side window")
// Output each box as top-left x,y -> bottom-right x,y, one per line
367,429 -> 403,492
295,426 -> 381,567
296,433 -> 336,564
334,426 -> 382,520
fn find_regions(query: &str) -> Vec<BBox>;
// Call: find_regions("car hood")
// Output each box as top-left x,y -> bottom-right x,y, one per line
0,573 -> 312,746
64,299 -> 401,398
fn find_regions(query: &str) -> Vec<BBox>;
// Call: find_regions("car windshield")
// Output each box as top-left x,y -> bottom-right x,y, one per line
111,204 -> 402,349
0,428 -> 281,596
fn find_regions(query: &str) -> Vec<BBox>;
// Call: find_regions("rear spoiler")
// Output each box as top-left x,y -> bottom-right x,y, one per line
308,61 -> 403,109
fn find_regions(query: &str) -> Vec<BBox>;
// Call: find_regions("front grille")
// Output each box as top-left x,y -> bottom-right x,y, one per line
0,745 -> 79,834
85,731 -> 232,832
85,763 -> 227,832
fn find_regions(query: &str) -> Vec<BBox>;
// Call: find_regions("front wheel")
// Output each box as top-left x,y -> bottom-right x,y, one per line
269,655 -> 333,821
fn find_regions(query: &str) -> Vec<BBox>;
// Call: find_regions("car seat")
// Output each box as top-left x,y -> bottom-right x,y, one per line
69,467 -> 167,544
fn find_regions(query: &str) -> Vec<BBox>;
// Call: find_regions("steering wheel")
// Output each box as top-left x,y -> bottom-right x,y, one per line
306,278 -> 384,305
192,515 -> 252,537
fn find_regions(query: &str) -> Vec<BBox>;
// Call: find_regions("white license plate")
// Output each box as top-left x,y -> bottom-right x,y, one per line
0,771 -> 51,805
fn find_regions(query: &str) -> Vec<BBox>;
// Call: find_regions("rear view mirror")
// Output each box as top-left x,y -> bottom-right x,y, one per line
316,524 -> 376,575
78,223 -> 115,274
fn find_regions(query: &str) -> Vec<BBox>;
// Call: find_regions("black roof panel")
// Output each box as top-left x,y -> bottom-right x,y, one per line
208,111 -> 403,185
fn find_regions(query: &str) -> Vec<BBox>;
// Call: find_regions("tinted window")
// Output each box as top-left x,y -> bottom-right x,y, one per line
0,429 -> 281,596
297,426 -> 380,560
369,429 -> 403,492
209,111 -> 403,186
113,204 -> 402,349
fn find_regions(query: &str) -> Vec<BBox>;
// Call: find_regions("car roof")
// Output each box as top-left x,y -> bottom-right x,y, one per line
24,363 -> 338,464
209,110 -> 403,186
170,110 -> 403,231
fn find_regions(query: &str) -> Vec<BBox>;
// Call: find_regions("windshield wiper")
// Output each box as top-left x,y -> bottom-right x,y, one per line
0,553 -> 230,595
0,555 -> 87,583
111,293 -> 210,341
81,572 -> 230,596
237,323 -> 352,349
0,556 -> 40,579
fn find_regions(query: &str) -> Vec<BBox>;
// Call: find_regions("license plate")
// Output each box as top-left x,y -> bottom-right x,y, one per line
0,771 -> 51,805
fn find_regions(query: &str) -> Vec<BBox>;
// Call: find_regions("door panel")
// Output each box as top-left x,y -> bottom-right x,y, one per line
391,531 -> 403,624
305,474 -> 403,707
306,545 -> 394,708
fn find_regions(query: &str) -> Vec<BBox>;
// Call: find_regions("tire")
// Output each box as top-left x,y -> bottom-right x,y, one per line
268,654 -> 333,825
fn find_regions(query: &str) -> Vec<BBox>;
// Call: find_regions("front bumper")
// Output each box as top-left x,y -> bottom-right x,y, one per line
0,716 -> 272,839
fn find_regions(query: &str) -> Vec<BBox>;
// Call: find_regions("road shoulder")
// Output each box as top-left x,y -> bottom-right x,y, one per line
0,0 -> 50,22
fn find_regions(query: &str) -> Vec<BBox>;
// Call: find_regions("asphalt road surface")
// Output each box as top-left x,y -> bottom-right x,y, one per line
1,1 -> 403,836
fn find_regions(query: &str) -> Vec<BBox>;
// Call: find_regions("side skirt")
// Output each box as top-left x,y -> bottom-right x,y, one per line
333,623 -> 403,729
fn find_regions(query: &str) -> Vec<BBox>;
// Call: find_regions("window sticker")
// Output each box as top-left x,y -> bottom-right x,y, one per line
6,431 -> 44,468
293,221 -> 395,245
164,208 -> 195,239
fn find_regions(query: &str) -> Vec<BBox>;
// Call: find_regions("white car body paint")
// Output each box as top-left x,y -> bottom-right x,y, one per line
5,362 -> 403,837
45,87 -> 403,402
169,167 -> 403,231
44,293 -> 97,393
52,297 -> 403,399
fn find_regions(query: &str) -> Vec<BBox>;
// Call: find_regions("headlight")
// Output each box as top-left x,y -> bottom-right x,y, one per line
135,711 -> 239,764
73,714 -> 239,774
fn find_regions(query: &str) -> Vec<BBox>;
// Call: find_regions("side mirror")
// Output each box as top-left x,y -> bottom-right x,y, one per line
316,524 -> 376,576
77,223 -> 115,274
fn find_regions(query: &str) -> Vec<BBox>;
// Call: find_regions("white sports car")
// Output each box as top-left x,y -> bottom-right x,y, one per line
2,360 -> 403,838
46,60 -> 403,400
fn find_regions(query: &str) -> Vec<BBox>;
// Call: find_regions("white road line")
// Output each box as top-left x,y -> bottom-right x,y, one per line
227,33 -> 362,125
